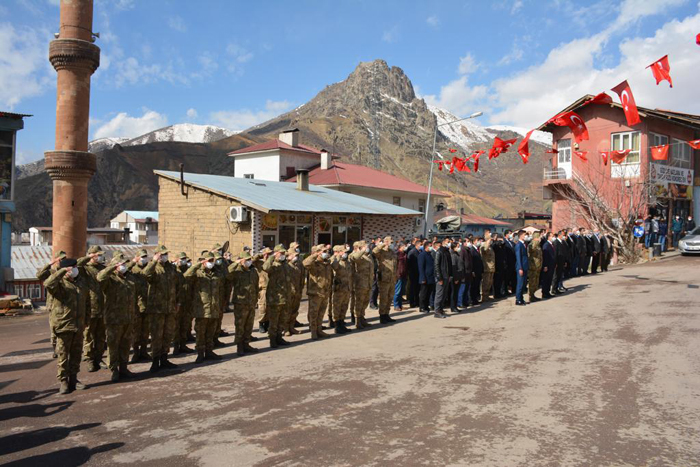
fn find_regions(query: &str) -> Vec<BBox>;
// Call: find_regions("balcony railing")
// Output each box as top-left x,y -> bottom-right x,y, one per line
543,168 -> 570,180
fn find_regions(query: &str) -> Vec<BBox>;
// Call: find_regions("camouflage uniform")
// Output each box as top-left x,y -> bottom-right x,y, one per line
349,242 -> 373,328
480,240 -> 496,301
331,246 -> 352,332
254,248 -> 271,330
43,262 -> 89,393
285,243 -> 305,335
36,250 -> 66,357
263,245 -> 292,347
77,246 -> 106,370
215,252 -> 233,340
231,252 -> 259,354
97,255 -> 137,380
303,246 -> 332,339
129,250 -> 151,362
527,234 -> 543,302
373,237 -> 397,320
141,245 -> 180,370
174,252 -> 194,353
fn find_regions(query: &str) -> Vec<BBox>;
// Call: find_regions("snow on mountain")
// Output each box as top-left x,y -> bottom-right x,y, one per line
486,125 -> 552,146
125,123 -> 238,146
88,137 -> 130,153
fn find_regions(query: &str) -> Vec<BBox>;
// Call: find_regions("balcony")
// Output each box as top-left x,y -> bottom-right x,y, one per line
543,168 -> 572,186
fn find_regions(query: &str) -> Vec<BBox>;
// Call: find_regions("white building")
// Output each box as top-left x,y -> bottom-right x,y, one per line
109,210 -> 159,244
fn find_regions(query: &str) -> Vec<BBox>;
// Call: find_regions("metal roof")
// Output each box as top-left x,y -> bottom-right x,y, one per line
11,245 -> 157,281
155,170 -> 422,216
123,210 -> 159,221
0,111 -> 32,118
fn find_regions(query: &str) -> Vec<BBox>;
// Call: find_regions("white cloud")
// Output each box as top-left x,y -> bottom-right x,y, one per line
382,26 -> 399,43
186,108 -> 198,119
423,76 -> 490,117
167,16 -> 187,32
498,44 -> 524,65
426,15 -> 439,27
94,109 -> 168,139
226,44 -> 254,74
458,53 -> 479,75
511,0 -> 524,14
210,100 -> 292,131
0,23 -> 51,109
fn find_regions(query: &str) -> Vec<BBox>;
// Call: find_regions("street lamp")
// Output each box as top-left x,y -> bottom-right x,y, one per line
424,111 -> 483,237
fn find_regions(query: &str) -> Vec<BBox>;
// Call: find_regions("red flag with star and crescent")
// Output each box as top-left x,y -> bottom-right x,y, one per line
574,150 -> 588,161
600,151 -> 609,166
472,150 -> 484,172
646,55 -> 673,88
488,137 -> 517,160
550,111 -> 589,143
517,129 -> 535,164
611,80 -> 641,126
585,92 -> 613,105
688,139 -> 700,149
611,149 -> 632,164
650,145 -> 669,161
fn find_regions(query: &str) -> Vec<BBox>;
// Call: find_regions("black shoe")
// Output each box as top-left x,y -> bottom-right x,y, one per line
516,301 -> 526,306
342,322 -> 352,333
277,337 -> 290,346
379,315 -> 389,324
213,339 -> 224,348
195,351 -> 205,364
111,370 -> 120,383
205,350 -> 222,361
335,323 -> 348,335
243,343 -> 258,353
149,358 -> 160,373
160,356 -> 178,369
349,316 -> 356,326
119,367 -> 135,378
434,311 -> 448,319
172,345 -> 181,356
542,293 -> 553,299
258,322 -> 268,334
530,296 -> 541,302
294,321 -> 304,328
180,345 -> 194,354
450,307 -> 461,314
186,334 -> 196,343
219,330 -> 230,337
385,315 -> 396,323
88,360 -> 100,372
237,343 -> 245,356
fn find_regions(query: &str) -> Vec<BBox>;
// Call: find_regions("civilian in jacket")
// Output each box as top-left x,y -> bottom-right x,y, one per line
658,218 -> 668,252
406,239 -> 421,308
566,230 -> 578,278
671,215 -> 683,248
470,238 -> 484,305
552,231 -> 569,294
541,233 -> 556,299
459,237 -> 473,308
575,229 -> 587,276
590,229 -> 602,274
417,240 -> 436,313
492,236 -> 508,298
504,231 -> 517,295
450,243 -> 465,313
433,238 -> 452,318
514,231 -> 529,305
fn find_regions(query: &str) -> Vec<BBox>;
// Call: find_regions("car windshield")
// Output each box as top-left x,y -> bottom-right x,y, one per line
692,227 -> 700,236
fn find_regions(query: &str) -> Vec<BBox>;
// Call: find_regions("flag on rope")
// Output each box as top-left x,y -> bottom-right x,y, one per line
586,92 -> 613,105
600,151 -> 609,166
545,148 -> 559,154
696,33 -> 700,45
688,139 -> 700,149
449,148 -> 457,153
488,137 -> 517,160
611,149 -> 632,164
550,111 -> 589,142
434,160 -> 445,171
650,144 -> 669,161
646,55 -> 673,88
517,129 -> 535,164
574,150 -> 588,161
472,150 -> 484,173
611,80 -> 641,126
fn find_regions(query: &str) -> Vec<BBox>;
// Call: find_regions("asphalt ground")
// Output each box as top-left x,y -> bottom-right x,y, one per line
1,255 -> 699,466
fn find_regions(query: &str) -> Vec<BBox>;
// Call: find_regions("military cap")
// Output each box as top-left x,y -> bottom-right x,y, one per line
87,245 -> 103,255
137,248 -> 148,257
155,245 -> 169,254
333,245 -> 344,252
214,251 -> 223,259
238,251 -> 252,260
54,250 -> 67,260
273,244 -> 286,253
289,241 -> 299,250
212,243 -> 222,251
243,245 -> 251,252
204,252 -> 215,260
110,253 -> 126,266
178,251 -> 188,259
310,245 -> 318,253
59,258 -> 77,268
260,247 -> 272,255
383,236 -> 393,243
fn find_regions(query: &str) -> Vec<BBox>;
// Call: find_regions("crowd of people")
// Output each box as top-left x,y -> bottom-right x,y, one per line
39,229 -> 613,394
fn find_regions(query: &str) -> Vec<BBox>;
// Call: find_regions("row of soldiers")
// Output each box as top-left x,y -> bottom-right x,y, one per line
40,236 -> 401,394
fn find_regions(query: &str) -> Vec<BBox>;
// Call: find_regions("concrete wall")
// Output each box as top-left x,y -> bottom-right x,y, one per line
233,153 -> 280,181
158,177 -> 253,259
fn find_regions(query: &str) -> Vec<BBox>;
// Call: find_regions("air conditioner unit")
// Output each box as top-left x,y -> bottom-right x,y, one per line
229,206 -> 248,222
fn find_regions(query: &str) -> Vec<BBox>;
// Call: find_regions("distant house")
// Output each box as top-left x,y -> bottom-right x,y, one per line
29,227 -> 130,247
229,128 -> 449,236
110,210 -> 159,244
9,244 -> 156,303
432,209 -> 512,237
500,211 -> 552,230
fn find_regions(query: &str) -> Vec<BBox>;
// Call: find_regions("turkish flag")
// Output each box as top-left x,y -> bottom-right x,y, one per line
697,33 -> 700,45
600,151 -> 609,166
688,139 -> 700,149
545,148 -> 559,154
646,55 -> 673,88
586,92 -> 613,105
550,111 -> 589,142
611,80 -> 641,126
574,150 -> 588,161
472,150 -> 484,173
611,149 -> 631,164
434,160 -> 444,171
449,148 -> 457,153
650,144 -> 669,161
517,130 -> 534,164
488,137 -> 517,160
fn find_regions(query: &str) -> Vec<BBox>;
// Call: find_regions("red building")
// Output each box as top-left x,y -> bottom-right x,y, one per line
540,95 -> 699,233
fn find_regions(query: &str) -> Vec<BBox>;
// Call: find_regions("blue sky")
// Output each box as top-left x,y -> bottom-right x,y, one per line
3,0 -> 699,164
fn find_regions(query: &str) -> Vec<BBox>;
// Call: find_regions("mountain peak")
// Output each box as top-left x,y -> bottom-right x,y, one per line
344,59 -> 416,103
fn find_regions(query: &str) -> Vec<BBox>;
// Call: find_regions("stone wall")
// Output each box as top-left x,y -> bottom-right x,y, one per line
364,215 -> 417,241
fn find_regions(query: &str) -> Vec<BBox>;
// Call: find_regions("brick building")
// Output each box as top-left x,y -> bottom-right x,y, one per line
541,95 -> 699,232
156,170 -> 422,258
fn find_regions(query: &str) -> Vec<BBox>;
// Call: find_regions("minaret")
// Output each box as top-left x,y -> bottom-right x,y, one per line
45,0 -> 100,258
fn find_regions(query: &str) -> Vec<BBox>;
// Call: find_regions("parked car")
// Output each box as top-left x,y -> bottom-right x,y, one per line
679,227 -> 700,255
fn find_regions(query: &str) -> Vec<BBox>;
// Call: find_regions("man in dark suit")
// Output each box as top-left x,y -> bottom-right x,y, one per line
417,240 -> 436,313
541,232 -> 556,299
575,228 -> 587,275
566,229 -> 578,278
514,230 -> 529,306
469,237 -> 484,305
552,231 -> 569,294
582,229 -> 593,274
406,238 -> 421,308
504,230 -> 517,295
590,229 -> 602,274
433,238 -> 452,318
459,237 -> 473,308
493,235 -> 507,298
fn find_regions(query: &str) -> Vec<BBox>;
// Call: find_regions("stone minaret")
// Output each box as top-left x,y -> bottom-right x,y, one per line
45,0 -> 100,258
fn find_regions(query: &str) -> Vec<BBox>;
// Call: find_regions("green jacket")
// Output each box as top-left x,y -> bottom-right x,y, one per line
349,250 -> 373,291
43,269 -> 89,334
176,264 -> 193,311
372,245 -> 396,284
527,238 -> 543,271
184,263 -> 225,319
77,256 -> 105,318
287,259 -> 305,297
141,259 -> 180,314
263,256 -> 291,306
230,263 -> 259,306
331,257 -> 352,292
130,262 -> 149,313
303,254 -> 332,297
36,263 -> 55,312
97,264 -> 137,325
480,242 -> 496,273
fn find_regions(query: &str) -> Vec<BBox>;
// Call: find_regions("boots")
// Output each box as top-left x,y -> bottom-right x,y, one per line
149,356 -> 160,373
379,314 -> 389,324
179,344 -> 194,354
186,333 -> 195,343
269,336 -> 279,348
119,363 -> 135,379
335,321 -> 348,335
172,344 -> 181,356
328,317 -> 335,328
59,380 -> 70,394
88,359 -> 100,372
294,320 -> 303,328
258,321 -> 269,334
317,328 -> 330,338
205,350 -> 222,360
160,355 -> 178,369
287,326 -> 300,335
359,317 -> 372,328
130,347 -> 140,363
237,343 -> 245,356
342,321 -> 352,333
385,315 -> 396,323
69,375 -> 86,390
243,343 -> 258,353
276,336 -> 290,346
111,370 -> 120,382
356,317 -> 366,329
310,328 -> 319,341
195,350 -> 205,364
213,338 -> 223,348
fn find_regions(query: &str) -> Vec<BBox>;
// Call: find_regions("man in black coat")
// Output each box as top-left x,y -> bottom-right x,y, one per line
406,238 -> 421,308
492,235 -> 507,298
575,228 -> 587,276
469,237 -> 484,305
590,229 -> 602,274
582,228 -> 593,275
541,233 -> 556,299
433,238 -> 452,318
552,231 -> 569,294
459,237 -> 473,308
504,230 -> 517,295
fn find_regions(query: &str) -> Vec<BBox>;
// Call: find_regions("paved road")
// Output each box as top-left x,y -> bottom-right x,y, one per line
1,255 -> 699,466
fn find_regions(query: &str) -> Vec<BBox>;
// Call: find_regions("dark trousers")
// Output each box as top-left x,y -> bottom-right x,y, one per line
578,255 -> 587,275
552,263 -> 564,293
470,274 -> 482,303
451,281 -> 462,309
541,268 -> 554,296
419,282 -> 435,310
493,270 -> 505,298
434,280 -> 449,312
408,273 -> 420,307
516,271 -> 527,302
591,253 -> 600,274
370,279 -> 379,306
507,268 -> 517,294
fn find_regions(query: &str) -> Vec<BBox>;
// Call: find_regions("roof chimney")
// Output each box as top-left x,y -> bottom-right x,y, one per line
296,169 -> 309,192
279,128 -> 299,147
320,149 -> 331,170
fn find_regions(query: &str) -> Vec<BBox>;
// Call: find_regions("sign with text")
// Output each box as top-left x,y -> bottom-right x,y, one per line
650,163 -> 694,186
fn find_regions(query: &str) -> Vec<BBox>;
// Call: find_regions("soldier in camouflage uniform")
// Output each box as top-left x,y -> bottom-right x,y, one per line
37,250 -> 66,359
373,236 -> 397,324
527,232 -> 543,303
44,258 -> 90,394
184,252 -> 227,362
230,251 -> 259,356
213,251 -> 231,347
141,245 -> 180,373
263,244 -> 292,348
76,245 -> 107,372
480,236 -> 496,302
129,249 -> 151,362
254,247 -> 272,334
303,245 -> 332,340
97,253 -> 139,382
349,241 -> 373,329
348,243 -> 357,326
172,252 -> 194,355
285,243 -> 305,336
331,245 -> 353,334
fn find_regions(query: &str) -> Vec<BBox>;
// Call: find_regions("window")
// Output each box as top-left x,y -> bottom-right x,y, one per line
611,131 -> 641,178
14,284 -> 23,298
671,138 -> 691,169
557,139 -> 571,165
28,284 -> 41,299
650,133 -> 669,165
321,216 -> 362,246
274,213 -> 313,253
244,174 -> 254,179
418,198 -> 426,214
392,196 -> 401,206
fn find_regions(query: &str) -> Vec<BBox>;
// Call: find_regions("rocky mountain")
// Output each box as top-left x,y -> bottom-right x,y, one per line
14,59 -> 550,232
